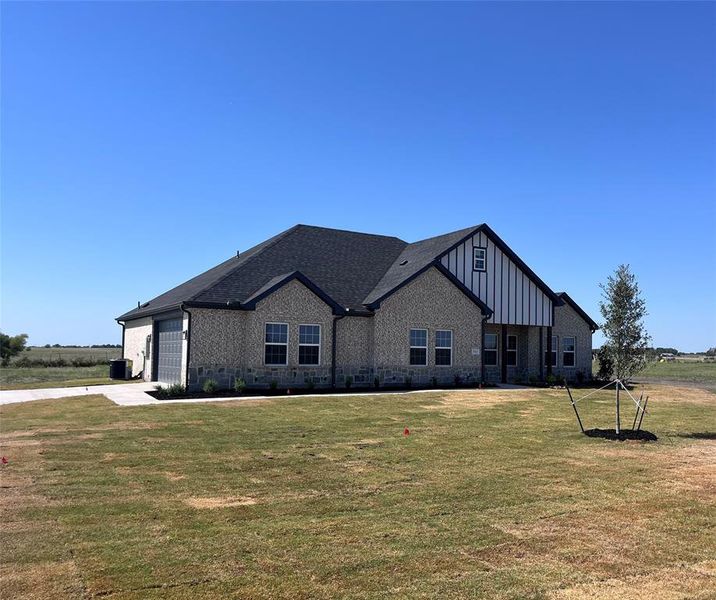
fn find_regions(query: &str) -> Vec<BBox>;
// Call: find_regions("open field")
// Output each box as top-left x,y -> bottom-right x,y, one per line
1,384 -> 714,599
11,347 -> 121,365
639,360 -> 716,385
0,365 -> 118,390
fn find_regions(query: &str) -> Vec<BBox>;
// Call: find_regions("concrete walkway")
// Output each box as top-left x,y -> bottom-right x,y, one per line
0,382 -> 158,406
0,382 -> 526,408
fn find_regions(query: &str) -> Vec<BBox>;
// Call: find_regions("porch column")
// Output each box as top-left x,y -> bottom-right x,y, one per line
501,324 -> 507,384
546,326 -> 553,377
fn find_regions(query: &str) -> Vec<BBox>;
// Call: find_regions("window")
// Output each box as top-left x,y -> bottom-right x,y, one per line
507,334 -> 517,366
484,333 -> 498,366
298,324 -> 321,366
563,336 -> 575,367
409,329 -> 428,366
545,335 -> 558,367
473,247 -> 487,271
435,330 -> 453,366
265,323 -> 288,365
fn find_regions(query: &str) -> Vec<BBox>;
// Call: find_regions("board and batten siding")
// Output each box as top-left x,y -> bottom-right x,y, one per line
440,231 -> 553,326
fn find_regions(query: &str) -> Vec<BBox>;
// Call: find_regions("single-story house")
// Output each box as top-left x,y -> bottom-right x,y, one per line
117,224 -> 598,390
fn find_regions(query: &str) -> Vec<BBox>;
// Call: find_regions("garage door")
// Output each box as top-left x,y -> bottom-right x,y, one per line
156,319 -> 182,384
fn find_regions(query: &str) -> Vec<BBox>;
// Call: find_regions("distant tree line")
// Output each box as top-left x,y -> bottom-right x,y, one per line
39,344 -> 121,348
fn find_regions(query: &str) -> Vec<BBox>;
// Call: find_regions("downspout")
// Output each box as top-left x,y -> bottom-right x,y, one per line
119,321 -> 126,359
180,304 -> 192,388
331,312 -> 346,388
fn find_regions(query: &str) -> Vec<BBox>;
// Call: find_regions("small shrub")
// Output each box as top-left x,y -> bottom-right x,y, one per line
203,379 -> 218,394
405,376 -> 412,388
234,378 -> 247,394
430,376 -> 438,387
545,374 -> 557,386
167,383 -> 185,396
454,373 -> 463,386
373,376 -> 380,389
154,384 -> 169,399
305,379 -> 315,390
269,380 -> 278,391
576,370 -> 585,385
344,375 -> 353,389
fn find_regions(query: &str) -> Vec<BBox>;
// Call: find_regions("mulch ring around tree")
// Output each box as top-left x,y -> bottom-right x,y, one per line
584,428 -> 658,442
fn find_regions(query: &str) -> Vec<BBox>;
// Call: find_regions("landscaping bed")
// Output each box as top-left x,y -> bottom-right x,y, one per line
584,428 -> 658,442
149,381 -> 498,400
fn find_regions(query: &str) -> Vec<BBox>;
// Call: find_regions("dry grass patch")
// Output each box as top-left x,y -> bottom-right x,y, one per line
549,561 -> 716,599
185,496 -> 258,509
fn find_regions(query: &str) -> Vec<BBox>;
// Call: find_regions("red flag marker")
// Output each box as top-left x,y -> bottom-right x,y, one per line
404,428 -> 410,436
1,456 -> 8,465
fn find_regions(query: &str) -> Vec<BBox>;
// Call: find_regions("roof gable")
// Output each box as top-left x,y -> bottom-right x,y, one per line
439,224 -> 561,304
363,225 -> 478,306
556,292 -> 599,331
366,261 -> 492,316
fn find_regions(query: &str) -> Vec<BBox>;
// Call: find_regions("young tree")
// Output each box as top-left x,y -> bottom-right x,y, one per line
0,332 -> 29,366
599,265 -> 651,433
599,264 -> 651,381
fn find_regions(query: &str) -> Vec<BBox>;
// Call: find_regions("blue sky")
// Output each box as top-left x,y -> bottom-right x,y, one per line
2,2 -> 715,351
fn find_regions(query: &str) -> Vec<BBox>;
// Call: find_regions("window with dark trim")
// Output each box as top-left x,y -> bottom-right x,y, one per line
506,334 -> 517,366
435,330 -> 453,366
545,335 -> 558,367
409,329 -> 428,366
298,324 -> 320,366
473,247 -> 487,271
563,336 -> 575,367
484,333 -> 498,366
265,323 -> 288,365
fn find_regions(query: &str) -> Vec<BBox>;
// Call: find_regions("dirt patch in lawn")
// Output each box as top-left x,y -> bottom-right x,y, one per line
184,496 -> 257,509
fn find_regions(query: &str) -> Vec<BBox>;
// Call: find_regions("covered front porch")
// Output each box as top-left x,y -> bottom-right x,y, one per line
482,323 -> 553,384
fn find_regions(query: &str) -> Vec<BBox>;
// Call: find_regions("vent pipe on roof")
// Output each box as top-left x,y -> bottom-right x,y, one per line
137,301 -> 140,308
236,250 -> 240,258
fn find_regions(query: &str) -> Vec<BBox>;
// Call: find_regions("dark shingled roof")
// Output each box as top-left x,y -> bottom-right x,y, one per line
117,223 -> 561,322
117,225 -> 406,320
363,225 -> 478,306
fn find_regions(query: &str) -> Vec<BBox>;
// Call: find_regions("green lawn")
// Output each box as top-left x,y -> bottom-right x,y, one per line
1,385 -> 714,599
640,359 -> 716,384
0,365 -> 117,390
